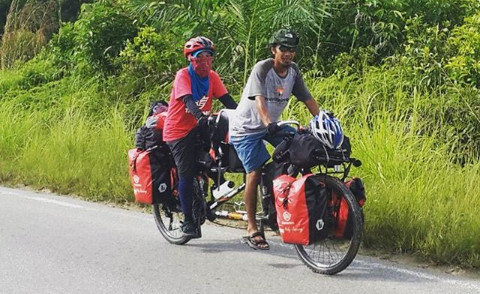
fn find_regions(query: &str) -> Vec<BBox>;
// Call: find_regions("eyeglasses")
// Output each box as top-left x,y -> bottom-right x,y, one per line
278,45 -> 297,53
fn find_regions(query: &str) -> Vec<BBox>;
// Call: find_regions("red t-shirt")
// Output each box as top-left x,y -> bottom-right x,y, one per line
163,68 -> 228,142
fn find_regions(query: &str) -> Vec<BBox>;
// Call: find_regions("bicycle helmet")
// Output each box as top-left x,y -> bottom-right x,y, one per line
183,36 -> 215,58
309,110 -> 344,149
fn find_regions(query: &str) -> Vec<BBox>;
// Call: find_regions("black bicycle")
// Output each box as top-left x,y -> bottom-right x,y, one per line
153,110 -> 364,275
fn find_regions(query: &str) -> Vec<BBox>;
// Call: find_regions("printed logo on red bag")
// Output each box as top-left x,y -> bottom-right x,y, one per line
133,175 -> 140,184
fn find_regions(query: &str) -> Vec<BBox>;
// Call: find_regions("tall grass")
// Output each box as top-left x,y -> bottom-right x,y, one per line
0,82 -> 134,202
284,69 -> 480,267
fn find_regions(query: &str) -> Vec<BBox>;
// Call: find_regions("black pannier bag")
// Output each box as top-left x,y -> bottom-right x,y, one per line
305,175 -> 331,243
261,161 -> 290,231
149,146 -> 176,205
135,126 -> 163,150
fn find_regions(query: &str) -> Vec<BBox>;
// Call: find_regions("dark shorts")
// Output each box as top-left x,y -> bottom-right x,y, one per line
166,129 -> 199,176
167,128 -> 215,177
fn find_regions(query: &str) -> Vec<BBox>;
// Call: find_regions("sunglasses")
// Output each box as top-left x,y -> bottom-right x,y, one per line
190,55 -> 214,62
278,45 -> 297,53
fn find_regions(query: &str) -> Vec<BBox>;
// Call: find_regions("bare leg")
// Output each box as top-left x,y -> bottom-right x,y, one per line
244,169 -> 268,249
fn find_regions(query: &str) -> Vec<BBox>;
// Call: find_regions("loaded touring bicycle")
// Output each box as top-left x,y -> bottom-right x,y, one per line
129,107 -> 365,275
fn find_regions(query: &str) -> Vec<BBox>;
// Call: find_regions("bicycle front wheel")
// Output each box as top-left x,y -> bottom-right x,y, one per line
295,175 -> 363,275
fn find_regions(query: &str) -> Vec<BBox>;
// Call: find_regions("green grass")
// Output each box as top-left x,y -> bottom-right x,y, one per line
0,82 -> 134,202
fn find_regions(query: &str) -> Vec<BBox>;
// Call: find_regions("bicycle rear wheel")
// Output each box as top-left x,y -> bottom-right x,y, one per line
295,175 -> 363,275
153,175 -> 208,244
153,200 -> 190,245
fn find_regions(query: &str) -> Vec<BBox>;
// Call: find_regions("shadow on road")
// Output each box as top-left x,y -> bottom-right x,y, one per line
181,239 -> 441,283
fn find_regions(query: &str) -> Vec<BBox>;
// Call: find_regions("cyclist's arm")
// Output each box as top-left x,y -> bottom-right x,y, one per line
254,95 -> 272,126
182,95 -> 203,119
218,93 -> 237,109
303,97 -> 320,116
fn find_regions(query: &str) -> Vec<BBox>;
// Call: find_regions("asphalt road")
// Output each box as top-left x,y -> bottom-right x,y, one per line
1,186 -> 479,294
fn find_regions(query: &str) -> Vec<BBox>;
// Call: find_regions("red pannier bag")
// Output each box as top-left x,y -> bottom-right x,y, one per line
333,177 -> 366,239
273,174 -> 329,245
128,147 -> 174,204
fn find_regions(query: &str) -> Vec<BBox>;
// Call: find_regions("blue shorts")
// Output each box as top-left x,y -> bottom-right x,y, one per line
230,126 -> 296,173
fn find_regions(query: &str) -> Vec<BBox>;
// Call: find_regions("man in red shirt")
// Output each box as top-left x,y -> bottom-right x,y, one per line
164,36 -> 237,238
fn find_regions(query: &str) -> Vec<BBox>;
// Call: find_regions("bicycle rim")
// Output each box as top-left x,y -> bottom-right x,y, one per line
295,175 -> 363,275
153,202 -> 190,245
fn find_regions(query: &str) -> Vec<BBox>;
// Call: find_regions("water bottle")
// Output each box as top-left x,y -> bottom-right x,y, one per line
212,180 -> 235,200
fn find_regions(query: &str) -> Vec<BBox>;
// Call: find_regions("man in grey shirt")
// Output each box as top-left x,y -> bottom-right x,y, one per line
229,28 -> 320,249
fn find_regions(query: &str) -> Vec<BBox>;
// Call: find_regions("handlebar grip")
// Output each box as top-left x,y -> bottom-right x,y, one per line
351,158 -> 362,167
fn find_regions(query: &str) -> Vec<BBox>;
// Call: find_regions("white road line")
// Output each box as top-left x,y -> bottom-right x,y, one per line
2,192 -> 84,209
0,190 -> 20,196
271,241 -> 480,291
355,259 -> 480,291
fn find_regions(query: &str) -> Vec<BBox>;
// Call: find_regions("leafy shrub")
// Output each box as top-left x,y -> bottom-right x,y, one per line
398,16 -> 451,88
73,1 -> 137,72
329,46 -> 378,77
446,13 -> 480,88
116,26 -> 183,91
48,22 -> 77,67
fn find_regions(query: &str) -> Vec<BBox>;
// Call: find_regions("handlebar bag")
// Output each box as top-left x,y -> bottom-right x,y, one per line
287,133 -> 353,168
287,133 -> 324,168
128,147 -> 174,204
333,177 -> 366,239
273,174 -> 329,245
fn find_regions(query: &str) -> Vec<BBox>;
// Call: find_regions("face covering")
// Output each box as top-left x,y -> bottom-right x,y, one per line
189,55 -> 213,77
188,63 -> 209,102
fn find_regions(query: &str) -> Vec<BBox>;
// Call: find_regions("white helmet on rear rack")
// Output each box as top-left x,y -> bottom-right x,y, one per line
309,110 -> 344,149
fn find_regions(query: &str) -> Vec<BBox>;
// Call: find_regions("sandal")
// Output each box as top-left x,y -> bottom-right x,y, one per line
242,231 -> 270,250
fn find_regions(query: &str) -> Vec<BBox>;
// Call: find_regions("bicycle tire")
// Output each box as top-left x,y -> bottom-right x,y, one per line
192,175 -> 207,227
294,175 -> 363,275
153,176 -> 207,245
153,201 -> 190,245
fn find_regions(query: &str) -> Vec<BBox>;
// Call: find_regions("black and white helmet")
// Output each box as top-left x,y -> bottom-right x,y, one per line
309,110 -> 344,149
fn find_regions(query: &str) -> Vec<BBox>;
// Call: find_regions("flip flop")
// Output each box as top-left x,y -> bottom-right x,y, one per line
242,231 -> 270,250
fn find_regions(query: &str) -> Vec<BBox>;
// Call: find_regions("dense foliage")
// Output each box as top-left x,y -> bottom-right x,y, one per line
0,0 -> 479,267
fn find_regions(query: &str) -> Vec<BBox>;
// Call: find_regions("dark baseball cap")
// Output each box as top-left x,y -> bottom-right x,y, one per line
269,28 -> 299,48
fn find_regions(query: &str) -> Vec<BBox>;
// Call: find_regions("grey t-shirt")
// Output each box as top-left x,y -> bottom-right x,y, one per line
229,58 -> 312,137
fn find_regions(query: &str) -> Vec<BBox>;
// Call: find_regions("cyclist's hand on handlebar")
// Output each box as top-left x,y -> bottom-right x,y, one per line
197,115 -> 209,128
298,126 -> 309,134
267,122 -> 280,135
197,115 -> 216,129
